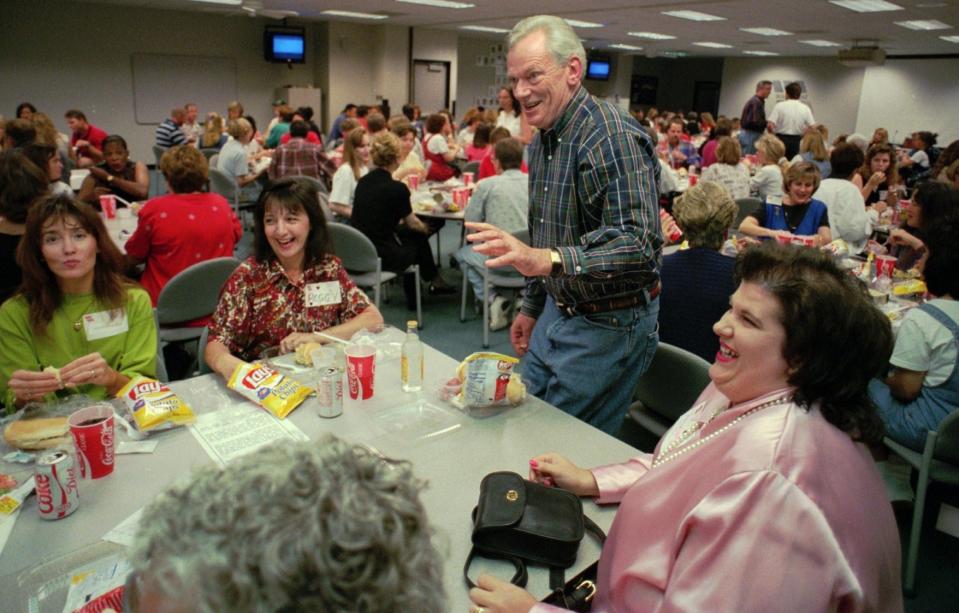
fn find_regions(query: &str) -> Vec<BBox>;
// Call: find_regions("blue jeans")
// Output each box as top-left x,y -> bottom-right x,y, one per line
521,296 -> 660,435
739,129 -> 762,155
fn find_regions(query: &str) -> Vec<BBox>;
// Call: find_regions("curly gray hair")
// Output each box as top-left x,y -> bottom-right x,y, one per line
507,15 -> 586,68
673,181 -> 737,250
129,436 -> 444,612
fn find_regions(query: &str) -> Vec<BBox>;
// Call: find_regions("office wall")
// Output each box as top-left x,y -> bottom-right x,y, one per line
856,58 -> 959,144
583,53 -> 633,103
631,57 -> 725,113
412,28 -> 459,114
0,0 -> 320,162
718,57 -> 866,137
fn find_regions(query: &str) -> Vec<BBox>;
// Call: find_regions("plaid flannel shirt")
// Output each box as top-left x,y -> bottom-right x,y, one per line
268,138 -> 336,190
522,86 -> 662,319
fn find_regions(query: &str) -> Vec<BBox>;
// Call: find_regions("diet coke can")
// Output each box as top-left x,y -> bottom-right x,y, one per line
316,367 -> 343,418
35,450 -> 80,520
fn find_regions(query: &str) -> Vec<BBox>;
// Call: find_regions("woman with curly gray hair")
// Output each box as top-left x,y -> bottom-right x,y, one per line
658,181 -> 739,362
127,435 -> 444,612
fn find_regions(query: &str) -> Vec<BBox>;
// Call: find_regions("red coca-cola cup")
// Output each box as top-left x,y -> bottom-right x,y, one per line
462,171 -> 475,186
876,254 -> 897,278
775,234 -> 793,246
99,194 -> 117,219
68,404 -> 115,479
345,344 -> 376,400
801,236 -> 817,247
688,173 -> 698,186
408,174 -> 421,191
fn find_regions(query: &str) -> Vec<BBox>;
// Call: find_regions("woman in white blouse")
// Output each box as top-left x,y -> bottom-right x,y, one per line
701,137 -> 750,200
329,129 -> 370,219
750,135 -> 787,201
495,87 -> 532,144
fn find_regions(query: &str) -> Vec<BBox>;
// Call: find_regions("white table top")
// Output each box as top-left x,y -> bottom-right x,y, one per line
100,212 -> 138,254
0,328 -> 638,612
69,169 -> 89,192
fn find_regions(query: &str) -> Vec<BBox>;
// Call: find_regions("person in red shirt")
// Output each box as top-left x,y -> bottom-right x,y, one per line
65,109 -> 108,168
478,126 -> 529,180
125,145 -> 241,326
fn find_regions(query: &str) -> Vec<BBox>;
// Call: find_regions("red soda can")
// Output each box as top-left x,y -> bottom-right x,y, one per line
659,208 -> 683,243
35,449 -> 80,520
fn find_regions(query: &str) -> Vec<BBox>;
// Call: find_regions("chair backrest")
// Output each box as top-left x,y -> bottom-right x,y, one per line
199,148 -> 219,161
734,197 -> 761,227
485,228 -> 530,281
632,342 -> 712,423
152,145 -> 166,167
463,160 -> 481,175
286,174 -> 329,196
156,257 -> 241,325
934,409 -> 959,465
208,167 -> 237,200
327,222 -> 381,273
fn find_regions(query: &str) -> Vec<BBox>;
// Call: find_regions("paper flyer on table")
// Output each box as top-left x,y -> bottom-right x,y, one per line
103,507 -> 144,548
189,405 -> 308,466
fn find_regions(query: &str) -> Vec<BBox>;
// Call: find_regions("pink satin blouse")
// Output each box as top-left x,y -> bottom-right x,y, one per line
533,384 -> 903,613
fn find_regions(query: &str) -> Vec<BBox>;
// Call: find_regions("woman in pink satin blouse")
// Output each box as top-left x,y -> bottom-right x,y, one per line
470,243 -> 904,613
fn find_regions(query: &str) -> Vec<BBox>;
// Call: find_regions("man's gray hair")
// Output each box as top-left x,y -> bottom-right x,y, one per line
757,80 -> 772,90
129,435 -> 444,613
508,15 -> 586,67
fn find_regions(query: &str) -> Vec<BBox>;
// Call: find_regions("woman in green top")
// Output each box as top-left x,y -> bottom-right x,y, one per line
0,195 -> 157,411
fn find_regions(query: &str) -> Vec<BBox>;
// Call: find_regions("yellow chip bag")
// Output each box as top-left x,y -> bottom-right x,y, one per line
452,352 -> 526,409
117,376 -> 196,431
893,279 -> 927,297
227,362 -> 311,419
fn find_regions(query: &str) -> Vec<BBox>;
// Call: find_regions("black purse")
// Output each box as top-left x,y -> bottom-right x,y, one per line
463,471 -> 605,592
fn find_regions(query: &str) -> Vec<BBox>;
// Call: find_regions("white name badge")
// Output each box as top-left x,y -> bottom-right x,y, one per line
83,308 -> 129,341
305,282 -> 342,307
766,195 -> 783,206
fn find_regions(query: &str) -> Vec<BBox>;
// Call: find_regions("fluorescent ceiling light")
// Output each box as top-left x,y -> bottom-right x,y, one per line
396,0 -> 474,8
460,25 -> 509,33
916,2 -> 947,7
627,31 -> 676,40
662,10 -> 726,22
940,35 -> 959,42
800,39 -> 842,47
743,50 -> 781,56
322,10 -> 388,19
659,51 -> 688,58
609,44 -> 643,51
895,19 -> 951,30
693,41 -> 733,48
740,27 -> 793,36
189,0 -> 241,5
828,0 -> 902,12
564,18 -> 604,28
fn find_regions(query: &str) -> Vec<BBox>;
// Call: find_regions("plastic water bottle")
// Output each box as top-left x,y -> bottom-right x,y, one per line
401,320 -> 423,392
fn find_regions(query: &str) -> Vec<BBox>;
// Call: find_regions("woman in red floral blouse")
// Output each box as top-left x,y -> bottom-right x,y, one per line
204,179 -> 383,379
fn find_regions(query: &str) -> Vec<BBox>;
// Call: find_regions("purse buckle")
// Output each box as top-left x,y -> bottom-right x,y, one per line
576,580 -> 597,602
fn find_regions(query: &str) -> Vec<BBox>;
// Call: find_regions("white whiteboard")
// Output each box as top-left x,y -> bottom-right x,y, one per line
131,53 -> 238,124
855,58 -> 959,145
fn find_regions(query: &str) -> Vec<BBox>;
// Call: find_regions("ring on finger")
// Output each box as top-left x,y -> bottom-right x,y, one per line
472,607 -> 486,613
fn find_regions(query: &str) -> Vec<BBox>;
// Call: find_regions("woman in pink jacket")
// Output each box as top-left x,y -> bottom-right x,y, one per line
470,243 -> 903,613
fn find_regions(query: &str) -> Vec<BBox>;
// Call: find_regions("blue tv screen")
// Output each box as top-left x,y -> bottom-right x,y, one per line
586,59 -> 611,80
265,28 -> 305,63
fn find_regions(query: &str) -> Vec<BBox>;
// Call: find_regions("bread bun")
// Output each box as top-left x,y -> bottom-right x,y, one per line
506,373 -> 526,405
3,417 -> 71,450
294,342 -> 323,366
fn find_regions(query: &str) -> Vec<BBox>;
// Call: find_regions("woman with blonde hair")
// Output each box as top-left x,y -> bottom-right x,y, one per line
329,128 -> 371,218
792,131 -> 831,179
701,137 -> 750,199
741,162 -> 831,246
199,113 -> 227,150
658,181 -> 738,361
749,134 -> 787,200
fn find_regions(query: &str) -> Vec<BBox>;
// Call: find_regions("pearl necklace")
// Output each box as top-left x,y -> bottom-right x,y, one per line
651,395 -> 791,468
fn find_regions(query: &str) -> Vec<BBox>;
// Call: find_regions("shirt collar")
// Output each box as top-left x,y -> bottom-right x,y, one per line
540,85 -> 588,153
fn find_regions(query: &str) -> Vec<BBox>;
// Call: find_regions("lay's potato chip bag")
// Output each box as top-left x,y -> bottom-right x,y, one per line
117,376 -> 196,431
227,362 -> 311,419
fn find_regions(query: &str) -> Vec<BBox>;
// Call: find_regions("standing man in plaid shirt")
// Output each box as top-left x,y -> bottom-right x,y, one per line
268,120 -> 337,190
467,15 -> 662,435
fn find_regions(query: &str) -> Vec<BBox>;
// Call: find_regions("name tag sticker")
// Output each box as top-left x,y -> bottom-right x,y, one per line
305,282 -> 341,307
83,308 -> 129,341
766,195 -> 783,206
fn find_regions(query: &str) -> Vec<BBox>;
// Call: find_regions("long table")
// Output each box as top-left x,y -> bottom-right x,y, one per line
0,328 -> 638,612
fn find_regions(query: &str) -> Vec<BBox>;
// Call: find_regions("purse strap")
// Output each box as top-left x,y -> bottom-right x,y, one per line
463,514 -> 607,591
464,546 -> 528,589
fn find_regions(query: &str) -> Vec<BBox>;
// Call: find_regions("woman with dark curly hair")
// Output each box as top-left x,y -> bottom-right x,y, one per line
128,435 -> 444,612
473,242 -> 901,613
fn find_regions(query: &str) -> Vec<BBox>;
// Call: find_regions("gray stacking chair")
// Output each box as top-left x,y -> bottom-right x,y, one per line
627,342 -> 713,436
459,229 -> 529,348
327,222 -> 422,326
734,197 -> 762,228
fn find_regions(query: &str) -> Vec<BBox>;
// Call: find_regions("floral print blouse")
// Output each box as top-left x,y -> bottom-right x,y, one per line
209,255 -> 372,361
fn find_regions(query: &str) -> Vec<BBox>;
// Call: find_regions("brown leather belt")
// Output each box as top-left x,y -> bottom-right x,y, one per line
556,282 -> 661,317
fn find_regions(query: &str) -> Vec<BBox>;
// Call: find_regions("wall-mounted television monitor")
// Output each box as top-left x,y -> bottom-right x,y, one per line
586,57 -> 611,81
265,27 -> 305,63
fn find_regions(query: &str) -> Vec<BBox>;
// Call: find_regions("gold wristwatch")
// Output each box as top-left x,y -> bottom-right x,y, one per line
549,249 -> 563,276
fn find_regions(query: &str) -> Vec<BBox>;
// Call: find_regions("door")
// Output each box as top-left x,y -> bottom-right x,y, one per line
692,81 -> 721,116
412,60 -> 450,114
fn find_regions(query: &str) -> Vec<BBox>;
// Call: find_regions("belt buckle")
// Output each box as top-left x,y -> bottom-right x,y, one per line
556,302 -> 578,317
